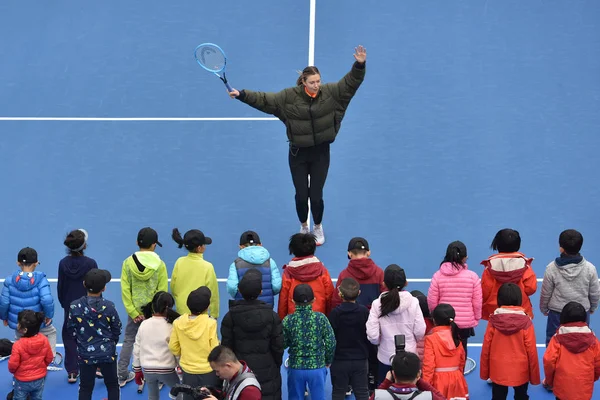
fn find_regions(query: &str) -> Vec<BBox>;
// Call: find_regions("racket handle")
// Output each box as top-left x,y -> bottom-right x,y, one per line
224,82 -> 233,92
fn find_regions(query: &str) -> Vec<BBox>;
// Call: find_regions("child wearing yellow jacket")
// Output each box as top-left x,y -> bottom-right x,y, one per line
169,287 -> 220,389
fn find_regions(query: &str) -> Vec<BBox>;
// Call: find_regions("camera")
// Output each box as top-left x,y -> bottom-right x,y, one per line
169,384 -> 218,400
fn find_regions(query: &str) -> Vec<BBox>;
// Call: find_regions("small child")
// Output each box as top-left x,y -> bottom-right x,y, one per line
68,269 -> 122,400
480,283 -> 540,400
422,304 -> 468,399
328,278 -> 371,400
171,228 -> 219,317
370,351 -> 445,400
118,227 -> 169,387
278,233 -> 334,320
410,290 -> 434,361
543,301 -> 600,399
540,229 -> 600,345
133,291 -> 181,400
8,310 -> 53,400
0,248 -> 57,359
169,287 -> 220,391
221,268 -> 284,400
366,265 -> 426,385
57,229 -> 98,383
428,241 -> 482,358
283,284 -> 336,400
480,229 -> 537,320
227,230 -> 282,307
331,237 -> 385,309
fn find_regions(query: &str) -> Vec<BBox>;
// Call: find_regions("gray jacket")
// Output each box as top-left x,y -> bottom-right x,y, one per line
373,389 -> 433,400
540,257 -> 600,313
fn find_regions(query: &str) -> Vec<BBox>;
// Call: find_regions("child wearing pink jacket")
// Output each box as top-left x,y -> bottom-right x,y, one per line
427,241 -> 482,358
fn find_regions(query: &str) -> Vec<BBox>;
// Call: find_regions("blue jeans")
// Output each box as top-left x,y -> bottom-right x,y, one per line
546,310 -> 590,345
287,367 -> 327,400
13,377 -> 45,400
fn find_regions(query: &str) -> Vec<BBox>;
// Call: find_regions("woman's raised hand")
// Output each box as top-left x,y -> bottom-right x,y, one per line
354,45 -> 367,63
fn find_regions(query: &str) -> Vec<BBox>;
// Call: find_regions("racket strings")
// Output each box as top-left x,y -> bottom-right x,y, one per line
197,45 -> 226,72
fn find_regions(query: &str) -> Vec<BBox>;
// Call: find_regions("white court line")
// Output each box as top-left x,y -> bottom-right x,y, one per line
0,278 -> 574,283
0,117 -> 278,121
53,343 -> 547,347
308,0 -> 316,66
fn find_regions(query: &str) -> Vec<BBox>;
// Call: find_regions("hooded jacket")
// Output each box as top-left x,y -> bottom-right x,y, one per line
171,253 -> 219,318
278,256 -> 333,320
422,326 -> 468,400
480,306 -> 540,386
540,255 -> 600,314
8,333 -> 53,382
0,270 -> 54,330
366,291 -> 426,365
543,322 -> 600,400
227,246 -> 282,306
428,262 -> 482,329
169,313 -> 219,374
480,252 -> 537,320
121,251 -> 169,320
57,255 -> 98,309
331,258 -> 385,309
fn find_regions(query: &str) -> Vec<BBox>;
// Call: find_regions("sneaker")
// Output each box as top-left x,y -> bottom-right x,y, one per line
313,224 -> 325,246
542,379 -> 553,392
67,372 -> 79,384
96,368 -> 104,379
346,386 -> 353,396
486,378 -> 493,384
300,224 -> 310,234
119,371 -> 135,388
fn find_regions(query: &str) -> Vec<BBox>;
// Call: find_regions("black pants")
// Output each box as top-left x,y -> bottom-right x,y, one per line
288,143 -> 330,225
492,382 -> 529,400
458,327 -> 475,360
63,309 -> 78,375
330,359 -> 369,400
181,370 -> 221,400
79,361 -> 119,400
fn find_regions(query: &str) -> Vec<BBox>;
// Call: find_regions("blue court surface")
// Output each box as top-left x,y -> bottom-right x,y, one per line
1,0 -> 600,398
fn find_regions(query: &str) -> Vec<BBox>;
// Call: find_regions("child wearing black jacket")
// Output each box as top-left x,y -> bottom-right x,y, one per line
328,278 -> 371,400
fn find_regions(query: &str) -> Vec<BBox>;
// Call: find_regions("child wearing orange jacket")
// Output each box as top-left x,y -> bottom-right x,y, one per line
480,283 -> 540,400
422,304 -> 468,400
278,233 -> 334,320
480,229 -> 537,320
543,301 -> 600,400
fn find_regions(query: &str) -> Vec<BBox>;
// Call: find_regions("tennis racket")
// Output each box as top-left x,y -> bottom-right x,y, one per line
464,357 -> 476,375
194,43 -> 233,92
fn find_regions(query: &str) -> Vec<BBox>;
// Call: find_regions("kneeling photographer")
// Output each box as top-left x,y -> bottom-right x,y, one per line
170,346 -> 261,400
370,335 -> 445,400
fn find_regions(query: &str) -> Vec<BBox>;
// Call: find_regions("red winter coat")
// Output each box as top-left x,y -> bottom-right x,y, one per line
543,322 -> 600,400
278,256 -> 333,320
480,306 -> 540,387
331,258 -> 385,310
480,252 -> 537,320
8,334 -> 53,382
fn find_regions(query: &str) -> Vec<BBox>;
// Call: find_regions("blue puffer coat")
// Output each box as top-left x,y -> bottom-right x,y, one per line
0,270 -> 54,330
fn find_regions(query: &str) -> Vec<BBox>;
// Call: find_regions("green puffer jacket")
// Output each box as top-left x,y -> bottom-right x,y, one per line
237,62 -> 365,148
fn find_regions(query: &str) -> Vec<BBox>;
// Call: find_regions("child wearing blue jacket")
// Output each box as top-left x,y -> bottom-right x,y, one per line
227,231 -> 281,306
0,248 -> 57,360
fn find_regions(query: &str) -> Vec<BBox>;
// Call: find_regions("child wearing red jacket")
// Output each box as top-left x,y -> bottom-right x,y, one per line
8,310 -> 53,400
278,233 -> 333,320
543,301 -> 600,400
480,229 -> 537,320
410,290 -> 434,361
480,283 -> 540,400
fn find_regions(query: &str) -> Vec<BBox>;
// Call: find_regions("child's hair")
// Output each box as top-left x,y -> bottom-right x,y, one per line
17,310 -> 44,338
391,351 -> 421,382
64,229 -> 87,255
497,283 -> 522,307
141,291 -> 180,324
441,241 -> 467,270
380,264 -> 407,318
491,228 -> 521,253
410,290 -> 430,319
171,228 -> 206,252
296,66 -> 321,86
432,304 -> 460,347
559,229 -> 583,255
339,278 -> 360,301
288,233 -> 316,257
560,301 -> 587,324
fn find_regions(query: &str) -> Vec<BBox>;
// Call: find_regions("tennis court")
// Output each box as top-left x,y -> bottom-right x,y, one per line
1,0 -> 600,398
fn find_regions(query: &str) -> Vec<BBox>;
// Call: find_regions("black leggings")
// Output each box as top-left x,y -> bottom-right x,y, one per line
288,143 -> 330,225
492,382 -> 529,400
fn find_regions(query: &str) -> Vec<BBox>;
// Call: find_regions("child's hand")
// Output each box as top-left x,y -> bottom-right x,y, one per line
45,318 -> 52,326
133,315 -> 145,324
385,370 -> 393,382
2,320 -> 7,326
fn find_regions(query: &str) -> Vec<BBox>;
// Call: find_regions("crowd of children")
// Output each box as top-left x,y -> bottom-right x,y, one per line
1,226 -> 600,400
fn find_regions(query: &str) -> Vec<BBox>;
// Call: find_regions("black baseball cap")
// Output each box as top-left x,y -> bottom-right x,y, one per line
238,269 -> 263,300
84,269 -> 112,294
184,229 -> 212,247
348,237 -> 369,252
137,227 -> 163,248
293,284 -> 315,304
17,247 -> 38,264
187,287 -> 212,314
239,231 -> 261,246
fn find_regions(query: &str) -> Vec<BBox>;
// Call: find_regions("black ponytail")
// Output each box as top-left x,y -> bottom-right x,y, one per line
432,304 -> 460,347
172,228 -> 185,249
441,241 -> 467,270
143,291 -> 181,324
380,264 -> 407,318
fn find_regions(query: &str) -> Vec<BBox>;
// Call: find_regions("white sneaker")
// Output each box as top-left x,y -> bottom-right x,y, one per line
119,371 -> 135,388
313,224 -> 325,246
300,224 -> 310,234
